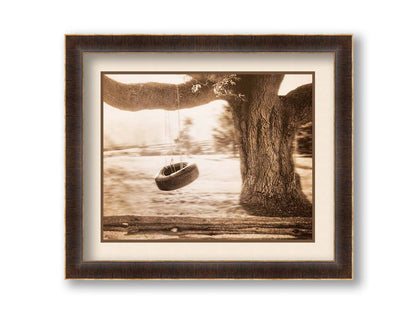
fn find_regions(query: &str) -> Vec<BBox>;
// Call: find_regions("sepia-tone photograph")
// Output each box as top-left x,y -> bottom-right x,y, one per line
102,72 -> 313,241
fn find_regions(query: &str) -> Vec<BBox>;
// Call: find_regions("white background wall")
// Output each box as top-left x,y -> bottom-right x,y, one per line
1,1 -> 415,311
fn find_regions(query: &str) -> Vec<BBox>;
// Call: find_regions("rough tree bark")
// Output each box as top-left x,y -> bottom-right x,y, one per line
226,75 -> 312,216
103,74 -> 312,217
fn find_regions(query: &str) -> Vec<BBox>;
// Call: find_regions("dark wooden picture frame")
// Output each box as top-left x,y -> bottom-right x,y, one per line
65,35 -> 352,279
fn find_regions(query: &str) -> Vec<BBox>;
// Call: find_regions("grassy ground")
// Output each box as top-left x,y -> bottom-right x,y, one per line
103,150 -> 312,240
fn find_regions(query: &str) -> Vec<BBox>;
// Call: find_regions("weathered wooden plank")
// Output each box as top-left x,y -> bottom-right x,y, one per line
103,215 -> 312,225
103,215 -> 312,240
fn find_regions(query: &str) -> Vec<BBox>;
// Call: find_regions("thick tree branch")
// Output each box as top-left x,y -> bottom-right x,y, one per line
103,75 -> 220,111
103,74 -> 312,127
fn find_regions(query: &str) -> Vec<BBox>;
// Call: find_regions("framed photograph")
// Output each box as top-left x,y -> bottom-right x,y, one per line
65,35 -> 353,279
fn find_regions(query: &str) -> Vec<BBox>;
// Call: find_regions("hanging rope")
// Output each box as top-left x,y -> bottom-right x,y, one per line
161,84 -> 184,173
168,110 -> 176,172
163,103 -> 175,172
176,85 -> 183,169
163,109 -> 169,167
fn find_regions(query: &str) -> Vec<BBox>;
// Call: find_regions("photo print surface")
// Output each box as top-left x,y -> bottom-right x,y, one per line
101,72 -> 314,242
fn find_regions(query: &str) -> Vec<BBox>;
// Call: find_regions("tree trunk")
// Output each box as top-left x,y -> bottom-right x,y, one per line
229,75 -> 312,217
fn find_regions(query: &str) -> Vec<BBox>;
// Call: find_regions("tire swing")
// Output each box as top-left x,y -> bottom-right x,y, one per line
155,85 -> 199,191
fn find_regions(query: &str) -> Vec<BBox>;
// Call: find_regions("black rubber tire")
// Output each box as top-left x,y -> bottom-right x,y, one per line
155,162 -> 199,191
